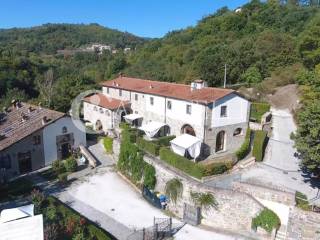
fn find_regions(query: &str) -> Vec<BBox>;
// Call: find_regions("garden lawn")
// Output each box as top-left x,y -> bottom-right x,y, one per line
250,102 -> 270,122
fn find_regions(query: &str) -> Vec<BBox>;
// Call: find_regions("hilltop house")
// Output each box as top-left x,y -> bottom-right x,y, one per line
0,101 -> 86,181
83,76 -> 250,158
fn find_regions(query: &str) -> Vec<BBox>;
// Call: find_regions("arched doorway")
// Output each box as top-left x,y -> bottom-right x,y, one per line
95,120 -> 103,131
181,124 -> 196,136
216,131 -> 226,152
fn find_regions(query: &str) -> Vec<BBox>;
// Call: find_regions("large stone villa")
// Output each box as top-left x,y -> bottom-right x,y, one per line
0,100 -> 86,181
83,75 -> 250,158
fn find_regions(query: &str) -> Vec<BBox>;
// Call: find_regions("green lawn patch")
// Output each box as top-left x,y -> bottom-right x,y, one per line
295,191 -> 311,211
103,137 -> 113,154
250,102 -> 270,122
252,208 -> 281,233
252,130 -> 268,162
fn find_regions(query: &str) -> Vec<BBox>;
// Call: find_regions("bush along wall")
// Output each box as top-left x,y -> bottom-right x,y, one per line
236,128 -> 252,161
252,130 -> 268,162
103,137 -> 113,154
117,128 -> 156,189
159,147 -> 204,179
137,137 -> 160,156
252,208 -> 281,233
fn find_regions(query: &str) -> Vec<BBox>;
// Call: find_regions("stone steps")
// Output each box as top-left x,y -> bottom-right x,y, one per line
275,225 -> 287,240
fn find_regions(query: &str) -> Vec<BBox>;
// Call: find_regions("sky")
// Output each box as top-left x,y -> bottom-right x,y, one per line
0,0 -> 249,38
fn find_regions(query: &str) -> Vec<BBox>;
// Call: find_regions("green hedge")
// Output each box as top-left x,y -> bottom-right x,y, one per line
103,137 -> 113,154
137,137 -> 160,156
143,163 -> 156,189
203,162 -> 231,176
252,208 -> 281,233
159,147 -> 204,179
252,130 -> 268,162
236,128 -> 251,160
154,135 -> 176,146
250,102 -> 270,122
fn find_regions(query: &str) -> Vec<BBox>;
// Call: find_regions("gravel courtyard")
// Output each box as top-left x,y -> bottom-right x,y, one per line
56,166 -> 244,240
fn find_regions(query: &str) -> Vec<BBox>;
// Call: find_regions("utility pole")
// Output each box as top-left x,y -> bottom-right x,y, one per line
223,64 -> 227,88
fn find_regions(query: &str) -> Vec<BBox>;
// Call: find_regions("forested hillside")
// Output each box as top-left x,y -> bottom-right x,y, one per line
0,23 -> 144,54
125,0 -> 320,87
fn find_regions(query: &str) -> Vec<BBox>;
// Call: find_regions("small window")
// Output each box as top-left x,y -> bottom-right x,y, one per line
167,101 -> 172,110
135,94 -> 138,101
106,87 -> 110,94
186,104 -> 192,115
94,106 -> 98,111
119,89 -> 122,96
233,128 -> 243,136
33,135 -> 41,145
62,126 -> 68,133
220,106 -> 227,117
99,108 -> 104,113
150,97 -> 154,105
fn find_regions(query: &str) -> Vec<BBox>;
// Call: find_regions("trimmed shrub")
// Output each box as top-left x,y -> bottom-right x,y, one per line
103,137 -> 113,154
203,162 -> 229,176
154,135 -> 176,147
137,137 -> 160,156
159,147 -> 204,179
143,164 -> 156,190
64,157 -> 78,173
165,178 -> 183,204
58,173 -> 68,184
252,208 -> 281,233
252,130 -> 268,162
236,128 -> 251,160
52,160 -> 66,174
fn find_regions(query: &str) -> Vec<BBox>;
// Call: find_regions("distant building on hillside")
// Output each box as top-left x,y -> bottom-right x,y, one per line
0,100 -> 86,181
86,43 -> 112,54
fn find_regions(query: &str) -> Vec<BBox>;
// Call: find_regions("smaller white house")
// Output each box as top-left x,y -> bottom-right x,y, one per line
0,101 -> 86,180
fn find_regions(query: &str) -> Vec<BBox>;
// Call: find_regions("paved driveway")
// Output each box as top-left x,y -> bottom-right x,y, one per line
206,108 -> 320,203
241,109 -> 320,202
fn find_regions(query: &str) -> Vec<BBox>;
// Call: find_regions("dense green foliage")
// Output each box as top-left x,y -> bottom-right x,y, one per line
0,177 -> 34,202
118,127 -> 156,189
64,157 -> 78,172
103,137 -> 113,154
153,135 -> 176,147
2,2 -> 320,113
250,102 -> 271,122
137,137 -> 160,156
43,196 -> 114,240
159,147 -> 204,179
123,1 -> 320,86
252,208 -> 281,233
252,130 -> 268,161
165,178 -> 183,204
236,128 -> 252,160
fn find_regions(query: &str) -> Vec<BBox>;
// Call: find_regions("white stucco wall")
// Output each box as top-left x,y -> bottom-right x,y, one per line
211,93 -> 249,128
102,87 -> 131,101
42,116 -> 86,165
83,102 -> 113,131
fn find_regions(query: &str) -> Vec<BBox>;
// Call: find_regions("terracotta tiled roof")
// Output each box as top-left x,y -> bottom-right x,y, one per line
83,93 -> 130,110
0,103 -> 65,151
101,76 -> 234,104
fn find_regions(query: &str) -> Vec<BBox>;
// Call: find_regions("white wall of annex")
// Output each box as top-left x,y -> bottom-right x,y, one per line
211,93 -> 249,127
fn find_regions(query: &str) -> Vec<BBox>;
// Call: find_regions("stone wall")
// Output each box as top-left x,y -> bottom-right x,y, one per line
143,155 -> 264,236
232,182 -> 295,206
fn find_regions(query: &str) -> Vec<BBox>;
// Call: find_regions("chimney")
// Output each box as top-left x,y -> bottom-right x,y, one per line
11,99 -> 16,108
191,79 -> 207,91
42,116 -> 47,125
28,106 -> 33,113
38,102 -> 42,110
21,113 -> 28,122
16,100 -> 22,109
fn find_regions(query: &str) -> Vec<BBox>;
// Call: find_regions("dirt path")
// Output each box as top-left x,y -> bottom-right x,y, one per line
267,84 -> 299,111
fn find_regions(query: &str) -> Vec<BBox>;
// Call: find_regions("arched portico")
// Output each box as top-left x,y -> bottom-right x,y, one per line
181,124 -> 196,136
